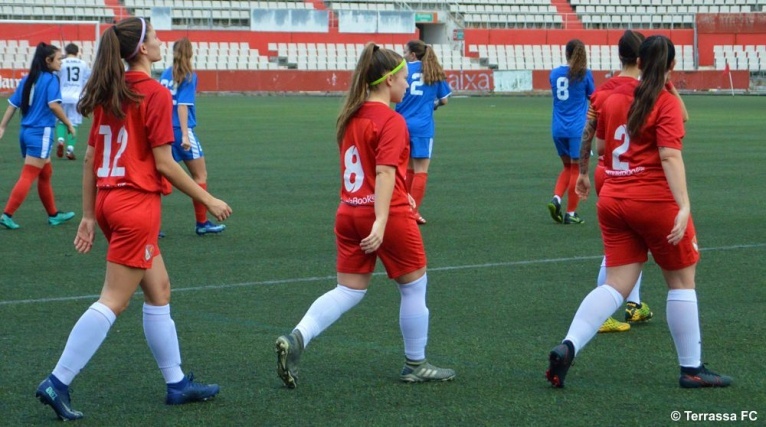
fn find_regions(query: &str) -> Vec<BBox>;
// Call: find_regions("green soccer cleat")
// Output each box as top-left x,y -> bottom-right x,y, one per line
1,214 -> 20,230
598,317 -> 630,333
400,360 -> 455,383
547,198 -> 563,223
625,301 -> 653,323
275,330 -> 303,389
679,364 -> 732,388
563,212 -> 584,224
48,211 -> 75,226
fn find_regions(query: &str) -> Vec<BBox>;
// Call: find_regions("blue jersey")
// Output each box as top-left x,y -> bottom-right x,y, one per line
159,68 -> 197,129
8,72 -> 62,128
549,65 -> 594,138
395,61 -> 451,138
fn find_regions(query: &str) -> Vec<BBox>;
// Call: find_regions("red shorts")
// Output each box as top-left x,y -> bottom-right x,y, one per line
335,203 -> 426,279
96,188 -> 162,269
597,196 -> 699,271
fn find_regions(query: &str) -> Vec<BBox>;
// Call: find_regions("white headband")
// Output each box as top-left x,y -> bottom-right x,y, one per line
126,17 -> 146,60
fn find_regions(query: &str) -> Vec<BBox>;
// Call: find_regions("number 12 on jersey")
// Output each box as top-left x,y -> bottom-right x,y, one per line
97,125 -> 128,178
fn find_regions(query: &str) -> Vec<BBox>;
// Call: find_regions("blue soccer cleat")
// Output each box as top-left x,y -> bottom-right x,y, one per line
195,221 -> 226,236
35,376 -> 84,421
166,373 -> 220,405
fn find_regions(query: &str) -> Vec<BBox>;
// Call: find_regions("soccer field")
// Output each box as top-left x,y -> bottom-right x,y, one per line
1,95 -> 764,426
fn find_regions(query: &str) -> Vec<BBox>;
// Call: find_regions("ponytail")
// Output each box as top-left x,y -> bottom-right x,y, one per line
336,43 -> 403,144
21,43 -> 60,116
627,35 -> 675,139
565,39 -> 587,81
172,37 -> 194,86
78,17 -> 147,119
406,39 -> 446,84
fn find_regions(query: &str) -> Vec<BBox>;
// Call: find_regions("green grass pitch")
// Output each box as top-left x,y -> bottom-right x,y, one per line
0,94 -> 764,425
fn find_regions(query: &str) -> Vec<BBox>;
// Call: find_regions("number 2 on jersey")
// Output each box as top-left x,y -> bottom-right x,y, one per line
410,72 -> 424,96
343,146 -> 364,192
97,126 -> 128,178
612,124 -> 630,171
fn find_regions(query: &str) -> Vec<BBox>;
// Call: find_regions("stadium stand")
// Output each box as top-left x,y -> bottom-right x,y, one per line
1,1 -> 764,73
0,0 -> 115,22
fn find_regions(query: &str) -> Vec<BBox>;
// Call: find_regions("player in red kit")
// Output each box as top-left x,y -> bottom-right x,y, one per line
275,43 -> 455,389
35,18 -> 231,421
547,35 -> 731,389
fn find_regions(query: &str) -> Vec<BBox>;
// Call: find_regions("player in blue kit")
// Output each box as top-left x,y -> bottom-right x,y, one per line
547,39 -> 594,225
0,42 -> 76,230
395,40 -> 451,225
160,37 -> 226,236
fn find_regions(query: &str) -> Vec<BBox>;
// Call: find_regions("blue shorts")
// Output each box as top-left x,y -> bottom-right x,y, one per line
410,136 -> 433,159
171,128 -> 204,162
553,136 -> 581,159
19,126 -> 54,159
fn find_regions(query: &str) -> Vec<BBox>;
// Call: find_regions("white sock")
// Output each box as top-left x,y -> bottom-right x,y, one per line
295,285 -> 366,347
564,285 -> 623,356
143,303 -> 184,384
626,271 -> 643,304
52,302 -> 116,385
398,274 -> 429,361
596,256 -> 606,287
666,289 -> 701,368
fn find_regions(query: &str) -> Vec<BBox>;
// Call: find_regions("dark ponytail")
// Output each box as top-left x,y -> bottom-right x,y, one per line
21,43 -> 59,116
627,35 -> 675,139
566,39 -> 587,81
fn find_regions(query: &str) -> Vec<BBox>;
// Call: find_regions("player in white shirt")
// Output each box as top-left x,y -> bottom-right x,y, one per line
56,43 -> 91,160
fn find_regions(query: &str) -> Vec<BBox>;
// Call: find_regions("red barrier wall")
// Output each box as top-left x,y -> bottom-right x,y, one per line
464,28 -> 695,48
193,69 -> 494,92
0,68 -> 747,94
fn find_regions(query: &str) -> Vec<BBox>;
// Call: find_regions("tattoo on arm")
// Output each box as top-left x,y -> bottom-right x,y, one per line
579,118 -> 597,175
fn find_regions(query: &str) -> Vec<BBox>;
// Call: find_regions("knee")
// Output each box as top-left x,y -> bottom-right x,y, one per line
38,164 -> 53,181
99,298 -> 130,316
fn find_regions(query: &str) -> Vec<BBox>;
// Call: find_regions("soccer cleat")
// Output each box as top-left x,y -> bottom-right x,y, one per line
195,220 -> 226,236
563,212 -> 584,224
275,331 -> 304,389
412,212 -> 427,225
625,301 -> 653,323
158,230 -> 166,239
679,364 -> 732,388
400,360 -> 455,383
66,146 -> 76,160
165,373 -> 220,405
598,317 -> 631,333
1,213 -> 20,230
35,376 -> 84,421
546,340 -> 575,388
547,198 -> 563,223
56,140 -> 64,158
48,211 -> 76,226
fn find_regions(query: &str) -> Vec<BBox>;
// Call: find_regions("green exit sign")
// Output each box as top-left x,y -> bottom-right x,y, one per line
415,12 -> 434,22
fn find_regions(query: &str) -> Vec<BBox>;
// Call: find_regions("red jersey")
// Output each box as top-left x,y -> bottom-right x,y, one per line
339,102 -> 410,213
589,75 -> 636,122
597,79 -> 685,201
590,75 -> 637,167
88,71 -> 174,194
